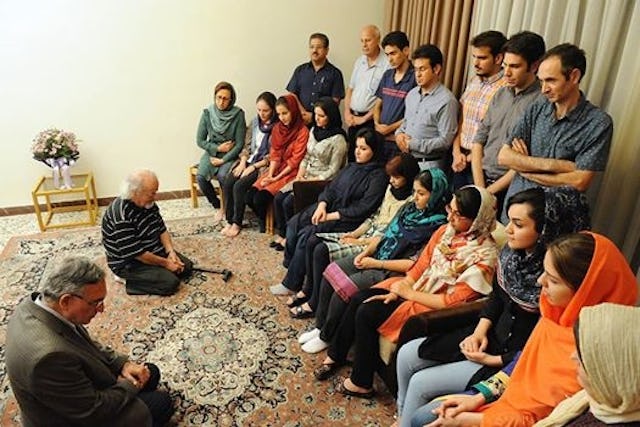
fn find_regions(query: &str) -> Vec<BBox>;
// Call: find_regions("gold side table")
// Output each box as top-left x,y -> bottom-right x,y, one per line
31,172 -> 99,231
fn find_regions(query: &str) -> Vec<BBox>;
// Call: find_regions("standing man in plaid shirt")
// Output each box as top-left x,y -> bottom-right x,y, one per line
451,31 -> 508,189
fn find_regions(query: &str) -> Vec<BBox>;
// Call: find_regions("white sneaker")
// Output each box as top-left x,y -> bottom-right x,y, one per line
270,283 -> 293,296
301,336 -> 329,354
298,328 -> 320,344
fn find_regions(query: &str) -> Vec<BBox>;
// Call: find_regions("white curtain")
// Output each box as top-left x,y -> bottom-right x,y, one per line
471,0 -> 640,268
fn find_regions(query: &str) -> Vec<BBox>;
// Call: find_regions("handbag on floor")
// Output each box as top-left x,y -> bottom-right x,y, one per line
322,261 -> 359,302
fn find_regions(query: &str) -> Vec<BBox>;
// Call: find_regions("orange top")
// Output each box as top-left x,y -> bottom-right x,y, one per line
374,225 -> 495,342
480,232 -> 639,427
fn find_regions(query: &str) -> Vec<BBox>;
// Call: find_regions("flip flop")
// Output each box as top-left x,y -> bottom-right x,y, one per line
313,362 -> 342,381
290,305 -> 314,319
286,294 -> 309,308
336,379 -> 375,399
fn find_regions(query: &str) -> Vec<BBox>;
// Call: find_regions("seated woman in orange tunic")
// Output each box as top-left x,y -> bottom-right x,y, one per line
313,185 -> 499,398
424,232 -> 639,427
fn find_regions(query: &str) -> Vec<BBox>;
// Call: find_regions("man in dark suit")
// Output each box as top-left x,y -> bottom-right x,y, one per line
5,256 -> 173,427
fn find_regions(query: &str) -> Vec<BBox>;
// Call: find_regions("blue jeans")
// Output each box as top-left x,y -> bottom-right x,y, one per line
396,338 -> 482,427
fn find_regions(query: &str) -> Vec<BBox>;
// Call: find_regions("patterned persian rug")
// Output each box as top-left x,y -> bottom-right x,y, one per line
0,217 -> 396,426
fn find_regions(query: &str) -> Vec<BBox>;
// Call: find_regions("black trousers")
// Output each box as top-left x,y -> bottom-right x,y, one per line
327,288 -> 402,389
221,168 -> 259,226
304,241 -> 330,310
244,187 -> 273,232
117,251 -> 193,296
273,190 -> 295,238
282,205 -> 354,291
137,363 -> 174,427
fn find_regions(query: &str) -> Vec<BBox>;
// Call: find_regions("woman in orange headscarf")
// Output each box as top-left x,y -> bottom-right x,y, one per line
425,232 -> 638,427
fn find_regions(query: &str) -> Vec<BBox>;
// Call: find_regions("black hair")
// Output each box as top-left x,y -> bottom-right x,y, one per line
506,187 -> 546,233
454,186 -> 482,220
415,170 -> 434,192
309,32 -> 329,48
542,43 -> 587,82
256,91 -> 277,111
503,31 -> 546,70
471,30 -> 507,57
355,128 -> 383,162
382,31 -> 410,50
412,44 -> 443,68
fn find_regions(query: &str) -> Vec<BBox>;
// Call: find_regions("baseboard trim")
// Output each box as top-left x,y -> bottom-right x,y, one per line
0,190 -> 193,217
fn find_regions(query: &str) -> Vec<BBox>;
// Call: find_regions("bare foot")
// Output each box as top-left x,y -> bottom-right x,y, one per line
390,420 -> 399,427
213,209 -> 224,223
226,224 -> 241,237
220,224 -> 231,236
285,291 -> 306,306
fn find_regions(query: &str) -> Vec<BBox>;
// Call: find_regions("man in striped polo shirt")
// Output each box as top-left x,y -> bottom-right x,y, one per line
102,169 -> 193,296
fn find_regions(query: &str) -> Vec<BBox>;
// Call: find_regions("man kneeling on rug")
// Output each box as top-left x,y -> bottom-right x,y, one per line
102,169 -> 193,295
5,256 -> 174,427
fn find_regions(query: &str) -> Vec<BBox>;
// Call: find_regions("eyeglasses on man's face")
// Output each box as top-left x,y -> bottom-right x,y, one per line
69,293 -> 104,310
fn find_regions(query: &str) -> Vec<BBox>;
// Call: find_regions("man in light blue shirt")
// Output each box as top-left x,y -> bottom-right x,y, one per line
344,25 -> 389,161
396,44 -> 459,171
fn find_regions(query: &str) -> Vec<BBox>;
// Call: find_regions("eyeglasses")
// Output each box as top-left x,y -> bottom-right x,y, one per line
69,293 -> 104,310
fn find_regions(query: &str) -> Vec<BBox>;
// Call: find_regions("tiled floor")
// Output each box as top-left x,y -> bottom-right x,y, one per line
0,197 -> 215,253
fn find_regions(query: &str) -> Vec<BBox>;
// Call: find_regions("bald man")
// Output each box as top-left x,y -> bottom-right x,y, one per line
101,169 -> 193,296
344,25 -> 390,161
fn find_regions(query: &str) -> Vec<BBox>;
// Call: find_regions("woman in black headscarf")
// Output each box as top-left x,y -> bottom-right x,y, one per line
271,97 -> 348,250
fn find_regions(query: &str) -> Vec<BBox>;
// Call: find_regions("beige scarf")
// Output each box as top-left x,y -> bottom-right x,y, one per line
412,186 -> 497,296
535,303 -> 640,426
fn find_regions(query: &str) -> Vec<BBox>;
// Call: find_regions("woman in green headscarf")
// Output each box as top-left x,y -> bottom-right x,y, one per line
196,81 -> 246,220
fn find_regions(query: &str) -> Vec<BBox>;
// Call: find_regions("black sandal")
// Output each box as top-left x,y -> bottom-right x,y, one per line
290,305 -> 314,319
286,294 -> 309,308
314,362 -> 341,381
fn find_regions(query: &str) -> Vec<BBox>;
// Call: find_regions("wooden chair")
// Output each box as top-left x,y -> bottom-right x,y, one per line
188,165 -> 224,211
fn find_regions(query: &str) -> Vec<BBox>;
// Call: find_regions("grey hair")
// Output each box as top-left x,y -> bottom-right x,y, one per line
40,257 -> 105,301
119,169 -> 157,199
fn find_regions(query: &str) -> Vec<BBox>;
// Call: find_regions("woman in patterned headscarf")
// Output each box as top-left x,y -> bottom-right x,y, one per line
313,186 -> 499,398
395,187 -> 591,427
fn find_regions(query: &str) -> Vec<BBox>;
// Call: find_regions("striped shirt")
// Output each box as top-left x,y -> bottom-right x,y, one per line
459,72 -> 507,150
101,198 -> 167,272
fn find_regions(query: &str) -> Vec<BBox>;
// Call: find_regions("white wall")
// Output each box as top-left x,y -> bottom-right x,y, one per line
0,0 -> 384,207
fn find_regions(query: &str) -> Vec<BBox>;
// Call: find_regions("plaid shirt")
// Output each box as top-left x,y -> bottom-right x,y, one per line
459,71 -> 507,150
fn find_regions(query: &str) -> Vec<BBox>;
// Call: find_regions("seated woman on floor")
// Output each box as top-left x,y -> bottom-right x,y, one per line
313,186 -> 499,398
270,96 -> 348,250
246,94 -> 309,232
269,128 -> 388,296
298,168 -> 449,353
221,91 -> 277,237
287,153 -> 422,317
196,81 -> 246,222
421,232 -> 638,427
535,303 -> 640,427
395,187 -> 591,427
